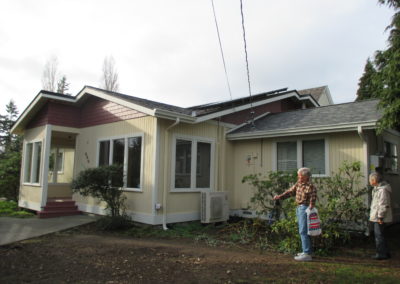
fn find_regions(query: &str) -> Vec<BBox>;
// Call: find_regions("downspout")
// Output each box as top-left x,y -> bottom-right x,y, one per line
358,125 -> 371,236
162,118 -> 180,230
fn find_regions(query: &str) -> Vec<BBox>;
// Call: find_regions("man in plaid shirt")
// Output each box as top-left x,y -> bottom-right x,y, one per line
273,167 -> 317,261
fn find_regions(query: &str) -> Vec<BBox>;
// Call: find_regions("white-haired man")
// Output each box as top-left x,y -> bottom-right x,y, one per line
273,167 -> 317,261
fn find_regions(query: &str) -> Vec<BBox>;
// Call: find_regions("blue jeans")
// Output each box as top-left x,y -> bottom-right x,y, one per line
374,222 -> 390,257
297,205 -> 312,254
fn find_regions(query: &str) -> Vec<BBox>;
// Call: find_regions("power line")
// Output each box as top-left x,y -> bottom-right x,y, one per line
239,0 -> 255,126
210,0 -> 234,102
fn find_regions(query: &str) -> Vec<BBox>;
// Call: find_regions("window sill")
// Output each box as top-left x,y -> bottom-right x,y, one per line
22,183 -> 41,187
122,188 -> 143,192
171,188 -> 212,193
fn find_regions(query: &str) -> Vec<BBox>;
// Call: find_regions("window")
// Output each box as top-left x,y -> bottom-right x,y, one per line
24,141 -> 42,184
49,148 -> 64,173
303,140 -> 325,175
277,142 -> 297,171
384,141 -> 398,172
276,139 -> 326,175
97,135 -> 143,190
173,137 -> 214,190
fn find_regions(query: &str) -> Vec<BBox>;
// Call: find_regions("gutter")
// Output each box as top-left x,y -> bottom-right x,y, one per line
227,122 -> 377,140
162,118 -> 180,230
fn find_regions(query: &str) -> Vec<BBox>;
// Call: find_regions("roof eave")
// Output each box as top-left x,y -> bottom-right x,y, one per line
226,121 -> 378,140
154,109 -> 196,123
11,92 -> 76,135
196,91 -> 316,123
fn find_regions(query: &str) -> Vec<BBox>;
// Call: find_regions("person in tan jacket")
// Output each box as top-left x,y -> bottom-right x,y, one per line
369,172 -> 392,260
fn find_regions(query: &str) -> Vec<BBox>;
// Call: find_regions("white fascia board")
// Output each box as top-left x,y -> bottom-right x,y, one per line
195,92 -> 300,123
153,109 -> 196,123
11,92 -> 75,134
227,121 -> 377,140
77,87 -> 155,116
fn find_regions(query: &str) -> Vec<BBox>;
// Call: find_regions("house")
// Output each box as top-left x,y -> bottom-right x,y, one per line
11,85 -> 400,224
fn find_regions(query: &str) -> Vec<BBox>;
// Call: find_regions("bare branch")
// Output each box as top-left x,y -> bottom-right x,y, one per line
101,56 -> 119,92
41,56 -> 59,92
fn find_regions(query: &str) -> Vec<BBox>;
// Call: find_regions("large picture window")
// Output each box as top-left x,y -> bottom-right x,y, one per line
98,135 -> 143,190
276,139 -> 326,175
173,136 -> 214,190
23,141 -> 42,184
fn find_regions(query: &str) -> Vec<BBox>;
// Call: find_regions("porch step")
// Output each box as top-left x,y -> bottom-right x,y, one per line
38,198 -> 82,218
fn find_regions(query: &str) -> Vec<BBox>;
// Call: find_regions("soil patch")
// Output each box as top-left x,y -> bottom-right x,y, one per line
1,224 -> 400,284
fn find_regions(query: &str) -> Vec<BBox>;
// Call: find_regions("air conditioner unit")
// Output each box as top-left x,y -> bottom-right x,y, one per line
201,191 -> 229,223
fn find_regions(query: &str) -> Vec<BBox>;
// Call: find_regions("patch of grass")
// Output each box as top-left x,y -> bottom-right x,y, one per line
296,262 -> 400,284
0,200 -> 34,218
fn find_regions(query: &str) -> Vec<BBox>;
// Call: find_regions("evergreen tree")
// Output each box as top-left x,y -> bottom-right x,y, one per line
0,100 -> 22,200
356,58 -> 380,101
374,0 -> 400,132
0,100 -> 20,152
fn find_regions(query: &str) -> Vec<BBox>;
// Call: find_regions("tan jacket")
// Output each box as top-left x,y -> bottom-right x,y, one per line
369,181 -> 393,223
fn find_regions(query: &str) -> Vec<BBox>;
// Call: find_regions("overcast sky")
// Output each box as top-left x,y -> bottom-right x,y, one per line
0,0 -> 394,115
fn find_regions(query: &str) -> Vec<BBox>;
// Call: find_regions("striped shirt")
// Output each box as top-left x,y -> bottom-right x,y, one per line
280,181 -> 317,207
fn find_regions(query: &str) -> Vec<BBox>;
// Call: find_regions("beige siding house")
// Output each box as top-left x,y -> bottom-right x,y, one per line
11,86 -> 400,224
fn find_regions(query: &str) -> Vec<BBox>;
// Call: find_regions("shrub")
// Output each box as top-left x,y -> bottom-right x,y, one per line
242,161 -> 368,254
0,200 -> 34,218
72,164 -> 131,229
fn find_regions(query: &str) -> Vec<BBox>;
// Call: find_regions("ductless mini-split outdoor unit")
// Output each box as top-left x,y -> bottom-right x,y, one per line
201,191 -> 229,223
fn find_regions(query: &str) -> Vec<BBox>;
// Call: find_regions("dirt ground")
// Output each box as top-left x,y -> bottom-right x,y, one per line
1,224 -> 400,284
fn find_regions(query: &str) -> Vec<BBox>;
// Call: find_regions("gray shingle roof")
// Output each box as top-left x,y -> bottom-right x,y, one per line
298,86 -> 327,102
86,86 -> 193,115
229,99 -> 381,135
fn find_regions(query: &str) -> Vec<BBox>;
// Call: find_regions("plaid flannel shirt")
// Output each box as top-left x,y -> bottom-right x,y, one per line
280,181 -> 317,207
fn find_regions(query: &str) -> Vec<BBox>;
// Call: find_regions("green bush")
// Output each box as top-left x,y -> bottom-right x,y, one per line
0,200 -> 34,218
242,161 -> 368,254
72,164 -> 127,218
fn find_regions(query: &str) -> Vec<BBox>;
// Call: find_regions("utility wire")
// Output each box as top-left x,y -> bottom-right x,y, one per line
239,0 -> 255,126
211,0 -> 234,103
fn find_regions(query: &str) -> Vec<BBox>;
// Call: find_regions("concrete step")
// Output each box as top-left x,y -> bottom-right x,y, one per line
37,210 -> 82,218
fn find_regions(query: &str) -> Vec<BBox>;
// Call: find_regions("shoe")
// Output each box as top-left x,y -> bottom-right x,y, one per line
294,253 -> 312,261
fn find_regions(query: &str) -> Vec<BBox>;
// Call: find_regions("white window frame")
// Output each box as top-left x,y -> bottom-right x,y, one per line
96,133 -> 144,192
22,139 -> 43,186
171,134 -> 215,192
273,137 -> 329,177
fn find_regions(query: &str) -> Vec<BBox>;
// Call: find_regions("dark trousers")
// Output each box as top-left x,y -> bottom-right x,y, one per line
374,222 -> 390,257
